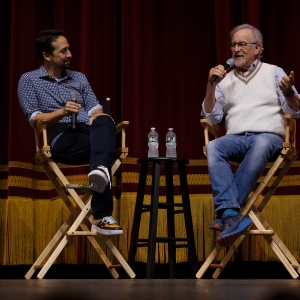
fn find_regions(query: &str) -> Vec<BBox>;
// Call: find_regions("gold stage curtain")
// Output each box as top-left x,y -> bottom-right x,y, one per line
1,158 -> 300,266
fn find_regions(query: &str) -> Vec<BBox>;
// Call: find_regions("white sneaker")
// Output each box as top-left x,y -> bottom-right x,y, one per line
91,216 -> 123,236
88,165 -> 111,193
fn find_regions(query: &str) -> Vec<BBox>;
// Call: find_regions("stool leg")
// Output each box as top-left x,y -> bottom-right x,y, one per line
146,161 -> 161,279
165,162 -> 177,278
178,161 -> 198,277
128,161 -> 148,270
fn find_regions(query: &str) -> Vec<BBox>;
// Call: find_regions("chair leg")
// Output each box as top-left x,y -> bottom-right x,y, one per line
36,234 -> 70,279
128,161 -> 149,270
199,207 -> 300,280
35,221 -> 121,279
25,220 -> 71,279
249,208 -> 299,279
195,244 -> 224,278
102,237 -> 136,278
196,155 -> 298,279
178,161 -> 198,277
165,163 -> 177,278
36,199 -> 135,279
85,235 -> 119,279
146,161 -> 161,279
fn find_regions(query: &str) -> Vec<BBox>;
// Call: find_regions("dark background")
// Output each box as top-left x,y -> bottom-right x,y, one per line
1,0 -> 300,167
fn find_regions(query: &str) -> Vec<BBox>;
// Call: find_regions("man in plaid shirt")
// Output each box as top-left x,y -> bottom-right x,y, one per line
18,29 -> 122,236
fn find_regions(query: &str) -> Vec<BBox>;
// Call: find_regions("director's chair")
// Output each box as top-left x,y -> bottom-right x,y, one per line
25,99 -> 135,279
196,115 -> 300,279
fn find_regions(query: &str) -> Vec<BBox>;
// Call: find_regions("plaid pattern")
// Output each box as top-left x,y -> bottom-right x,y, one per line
18,66 -> 102,146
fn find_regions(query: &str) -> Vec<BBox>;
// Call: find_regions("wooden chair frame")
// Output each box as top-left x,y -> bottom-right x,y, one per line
196,115 -> 300,279
25,116 -> 135,279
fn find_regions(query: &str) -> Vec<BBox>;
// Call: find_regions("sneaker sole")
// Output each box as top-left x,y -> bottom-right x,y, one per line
91,224 -> 123,236
209,225 -> 223,232
209,219 -> 223,232
88,170 -> 108,193
216,218 -> 252,247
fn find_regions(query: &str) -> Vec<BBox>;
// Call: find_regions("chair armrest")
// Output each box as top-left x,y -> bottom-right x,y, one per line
200,118 -> 220,156
200,119 -> 219,138
34,119 -> 50,150
115,120 -> 129,134
114,121 -> 129,157
33,119 -> 52,164
34,119 -> 49,136
200,118 -> 220,146
283,115 -> 296,148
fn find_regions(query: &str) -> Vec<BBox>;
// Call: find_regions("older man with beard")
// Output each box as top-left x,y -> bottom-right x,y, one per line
201,24 -> 300,247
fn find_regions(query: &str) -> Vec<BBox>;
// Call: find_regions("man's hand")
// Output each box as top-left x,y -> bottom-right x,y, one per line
208,65 -> 227,84
62,101 -> 81,116
279,71 -> 295,95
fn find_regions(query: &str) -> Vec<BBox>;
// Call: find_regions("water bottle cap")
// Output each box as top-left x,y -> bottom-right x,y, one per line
168,128 -> 173,131
151,127 -> 156,131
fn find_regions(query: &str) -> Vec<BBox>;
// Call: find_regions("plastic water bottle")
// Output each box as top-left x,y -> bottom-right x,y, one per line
166,128 -> 177,158
148,127 -> 159,157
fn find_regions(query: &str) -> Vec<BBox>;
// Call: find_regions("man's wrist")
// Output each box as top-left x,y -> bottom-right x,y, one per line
284,89 -> 295,98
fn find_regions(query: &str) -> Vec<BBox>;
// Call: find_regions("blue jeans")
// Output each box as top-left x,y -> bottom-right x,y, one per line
51,115 -> 116,219
206,132 -> 283,213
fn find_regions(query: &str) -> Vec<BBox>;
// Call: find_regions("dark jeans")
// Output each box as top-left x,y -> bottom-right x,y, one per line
51,116 -> 116,219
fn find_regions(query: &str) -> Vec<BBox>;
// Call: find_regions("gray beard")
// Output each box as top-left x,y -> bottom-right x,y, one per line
234,58 -> 245,69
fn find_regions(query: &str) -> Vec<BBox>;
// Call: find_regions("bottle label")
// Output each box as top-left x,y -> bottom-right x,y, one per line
166,136 -> 176,143
148,136 -> 158,143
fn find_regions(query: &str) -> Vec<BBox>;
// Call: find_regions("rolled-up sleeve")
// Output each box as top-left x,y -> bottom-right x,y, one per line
275,66 -> 300,118
201,83 -> 225,125
18,74 -> 42,127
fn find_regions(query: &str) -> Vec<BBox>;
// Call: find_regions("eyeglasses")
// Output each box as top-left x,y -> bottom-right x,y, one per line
229,42 -> 257,50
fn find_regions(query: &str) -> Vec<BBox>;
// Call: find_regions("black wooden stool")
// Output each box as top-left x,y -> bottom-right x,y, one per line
128,157 -> 197,278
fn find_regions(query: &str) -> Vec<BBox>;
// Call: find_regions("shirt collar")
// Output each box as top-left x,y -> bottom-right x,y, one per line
249,59 -> 259,72
38,65 -> 73,80
236,59 -> 259,75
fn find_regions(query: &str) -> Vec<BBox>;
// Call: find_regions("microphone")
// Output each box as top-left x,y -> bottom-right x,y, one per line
210,58 -> 235,83
70,90 -> 79,129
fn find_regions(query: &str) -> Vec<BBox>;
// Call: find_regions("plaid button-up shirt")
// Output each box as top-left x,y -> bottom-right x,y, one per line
18,66 -> 102,146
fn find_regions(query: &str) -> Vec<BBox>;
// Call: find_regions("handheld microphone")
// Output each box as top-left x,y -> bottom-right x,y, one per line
210,58 -> 235,83
70,90 -> 79,129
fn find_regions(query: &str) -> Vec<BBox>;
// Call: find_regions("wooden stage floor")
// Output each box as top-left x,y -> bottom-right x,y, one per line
0,279 -> 300,300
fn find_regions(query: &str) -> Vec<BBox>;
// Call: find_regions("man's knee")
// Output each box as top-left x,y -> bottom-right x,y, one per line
206,138 -> 223,156
92,114 -> 114,126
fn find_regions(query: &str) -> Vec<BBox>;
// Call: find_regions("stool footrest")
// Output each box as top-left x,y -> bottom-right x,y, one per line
141,205 -> 151,212
137,237 -> 189,243
175,243 -> 189,249
141,203 -> 185,211
155,237 -> 189,243
136,242 -> 149,247
158,203 -> 185,208
173,210 -> 184,214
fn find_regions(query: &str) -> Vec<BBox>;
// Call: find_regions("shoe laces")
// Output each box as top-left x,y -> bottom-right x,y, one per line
223,215 -> 240,227
101,216 -> 117,225
97,165 -> 111,189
